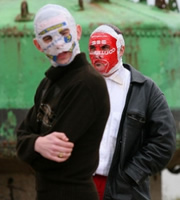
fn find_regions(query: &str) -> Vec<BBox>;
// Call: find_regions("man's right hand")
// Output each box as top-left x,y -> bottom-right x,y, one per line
34,132 -> 74,162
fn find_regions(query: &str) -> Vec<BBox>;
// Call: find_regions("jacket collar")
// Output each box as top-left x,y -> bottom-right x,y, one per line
123,63 -> 146,84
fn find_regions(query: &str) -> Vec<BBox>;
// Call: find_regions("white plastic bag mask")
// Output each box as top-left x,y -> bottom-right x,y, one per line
34,4 -> 80,67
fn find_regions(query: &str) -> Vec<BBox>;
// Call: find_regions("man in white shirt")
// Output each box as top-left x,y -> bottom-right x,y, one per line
88,24 -> 176,200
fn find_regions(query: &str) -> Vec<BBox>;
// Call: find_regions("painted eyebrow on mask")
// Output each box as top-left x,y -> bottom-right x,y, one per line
38,22 -> 67,36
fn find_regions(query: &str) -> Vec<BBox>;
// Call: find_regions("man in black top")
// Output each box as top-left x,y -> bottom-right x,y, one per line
16,4 -> 110,200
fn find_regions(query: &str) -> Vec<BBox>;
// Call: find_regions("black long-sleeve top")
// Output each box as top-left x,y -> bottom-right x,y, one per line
16,53 -> 110,200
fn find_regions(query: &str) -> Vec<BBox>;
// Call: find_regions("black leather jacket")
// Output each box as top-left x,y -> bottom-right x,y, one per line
103,64 -> 176,200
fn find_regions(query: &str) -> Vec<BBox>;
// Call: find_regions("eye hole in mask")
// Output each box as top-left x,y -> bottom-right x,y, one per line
42,28 -> 71,43
43,35 -> 53,43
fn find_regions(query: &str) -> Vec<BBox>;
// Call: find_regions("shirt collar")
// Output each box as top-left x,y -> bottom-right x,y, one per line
106,63 -> 126,85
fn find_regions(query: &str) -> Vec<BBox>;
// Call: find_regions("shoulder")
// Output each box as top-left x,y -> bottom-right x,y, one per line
84,65 -> 108,95
124,63 -> 162,95
74,63 -> 109,108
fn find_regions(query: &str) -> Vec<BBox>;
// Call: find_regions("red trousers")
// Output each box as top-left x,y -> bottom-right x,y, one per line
93,175 -> 107,200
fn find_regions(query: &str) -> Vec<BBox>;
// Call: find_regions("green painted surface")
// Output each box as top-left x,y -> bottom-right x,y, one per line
0,0 -> 180,151
0,110 -> 16,141
0,0 -> 180,109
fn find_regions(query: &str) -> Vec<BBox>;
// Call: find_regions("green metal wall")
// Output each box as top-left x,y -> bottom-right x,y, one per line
1,0 -> 180,155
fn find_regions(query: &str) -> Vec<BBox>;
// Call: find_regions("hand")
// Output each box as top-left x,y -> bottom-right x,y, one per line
34,132 -> 74,162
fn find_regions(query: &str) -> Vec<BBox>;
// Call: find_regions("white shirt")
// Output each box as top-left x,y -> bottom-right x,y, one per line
95,64 -> 130,176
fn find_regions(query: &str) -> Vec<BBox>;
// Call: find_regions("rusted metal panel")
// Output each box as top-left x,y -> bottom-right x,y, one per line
0,0 -> 180,159
0,109 -> 28,158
